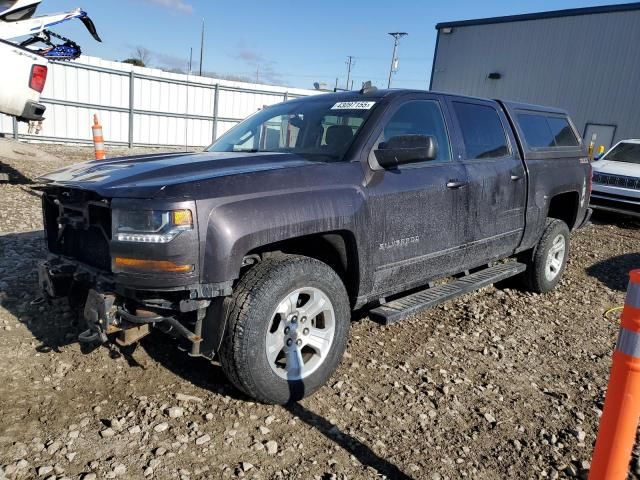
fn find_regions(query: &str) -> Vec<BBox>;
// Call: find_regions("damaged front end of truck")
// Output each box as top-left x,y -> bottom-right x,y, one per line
36,183 -> 229,358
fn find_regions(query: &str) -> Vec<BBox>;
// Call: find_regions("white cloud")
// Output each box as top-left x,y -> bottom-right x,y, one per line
144,0 -> 193,14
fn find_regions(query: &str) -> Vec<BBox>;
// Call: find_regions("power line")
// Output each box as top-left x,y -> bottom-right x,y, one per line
347,55 -> 430,62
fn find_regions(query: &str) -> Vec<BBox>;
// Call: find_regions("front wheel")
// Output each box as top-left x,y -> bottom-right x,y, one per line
218,254 -> 350,404
522,218 -> 570,293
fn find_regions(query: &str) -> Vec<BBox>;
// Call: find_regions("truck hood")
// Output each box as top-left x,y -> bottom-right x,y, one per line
592,159 -> 640,178
37,151 -> 318,198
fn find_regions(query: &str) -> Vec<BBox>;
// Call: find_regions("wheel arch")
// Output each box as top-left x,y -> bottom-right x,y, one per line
244,231 -> 360,304
547,191 -> 580,229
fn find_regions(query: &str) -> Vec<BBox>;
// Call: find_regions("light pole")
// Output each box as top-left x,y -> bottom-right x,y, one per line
387,32 -> 407,88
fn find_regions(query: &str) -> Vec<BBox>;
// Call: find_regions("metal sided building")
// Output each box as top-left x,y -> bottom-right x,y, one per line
430,3 -> 640,150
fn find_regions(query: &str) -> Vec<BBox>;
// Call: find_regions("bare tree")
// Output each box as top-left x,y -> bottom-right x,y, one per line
132,47 -> 152,67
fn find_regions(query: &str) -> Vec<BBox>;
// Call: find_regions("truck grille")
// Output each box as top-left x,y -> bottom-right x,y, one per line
592,172 -> 640,190
42,190 -> 112,272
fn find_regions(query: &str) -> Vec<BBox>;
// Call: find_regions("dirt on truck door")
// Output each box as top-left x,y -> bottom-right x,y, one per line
447,98 -> 527,264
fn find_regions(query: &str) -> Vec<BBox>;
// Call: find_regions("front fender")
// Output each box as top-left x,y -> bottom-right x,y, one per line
198,186 -> 365,284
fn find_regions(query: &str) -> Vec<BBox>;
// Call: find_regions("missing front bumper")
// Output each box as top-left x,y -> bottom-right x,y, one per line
37,258 -> 221,356
80,289 -> 118,344
78,288 -> 204,354
38,260 -> 75,298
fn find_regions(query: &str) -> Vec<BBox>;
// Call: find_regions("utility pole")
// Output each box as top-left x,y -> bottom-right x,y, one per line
199,18 -> 205,76
256,65 -> 260,83
387,32 -> 408,88
186,47 -> 192,152
345,55 -> 355,90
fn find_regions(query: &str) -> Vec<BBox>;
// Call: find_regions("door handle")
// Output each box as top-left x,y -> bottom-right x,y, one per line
446,180 -> 467,189
510,174 -> 523,181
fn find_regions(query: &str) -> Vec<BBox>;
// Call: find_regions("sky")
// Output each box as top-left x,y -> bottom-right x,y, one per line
35,0 -> 629,90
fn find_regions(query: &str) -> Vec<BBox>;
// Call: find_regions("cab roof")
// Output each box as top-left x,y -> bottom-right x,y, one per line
287,88 -> 570,116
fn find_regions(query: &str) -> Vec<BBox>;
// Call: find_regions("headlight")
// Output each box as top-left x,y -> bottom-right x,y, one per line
113,209 -> 193,243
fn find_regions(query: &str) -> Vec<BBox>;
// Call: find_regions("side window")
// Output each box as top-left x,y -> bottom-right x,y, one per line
547,117 -> 579,147
377,100 -> 451,162
518,114 -> 554,147
452,102 -> 509,159
517,113 -> 579,148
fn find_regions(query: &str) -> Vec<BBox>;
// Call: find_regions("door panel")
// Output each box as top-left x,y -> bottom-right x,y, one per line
463,158 -> 526,263
368,163 -> 468,294
448,99 -> 526,265
363,97 -> 470,296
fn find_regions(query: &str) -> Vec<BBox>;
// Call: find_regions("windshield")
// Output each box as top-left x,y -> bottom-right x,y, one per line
602,142 -> 640,164
207,98 -> 377,161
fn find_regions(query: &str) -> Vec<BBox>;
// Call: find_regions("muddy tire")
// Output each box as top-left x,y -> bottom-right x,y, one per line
218,254 -> 350,404
522,218 -> 570,293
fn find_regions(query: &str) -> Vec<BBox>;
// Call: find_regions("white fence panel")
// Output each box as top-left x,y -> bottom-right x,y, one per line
217,89 -> 284,121
0,55 -> 320,147
216,121 -> 239,137
132,115 -> 213,147
0,113 -> 13,134
37,104 -> 128,142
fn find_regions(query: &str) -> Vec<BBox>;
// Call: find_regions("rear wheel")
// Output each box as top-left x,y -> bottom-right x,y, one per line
218,254 -> 350,404
522,218 -> 570,293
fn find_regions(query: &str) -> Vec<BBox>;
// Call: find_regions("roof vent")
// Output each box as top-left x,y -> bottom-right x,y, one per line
488,72 -> 502,80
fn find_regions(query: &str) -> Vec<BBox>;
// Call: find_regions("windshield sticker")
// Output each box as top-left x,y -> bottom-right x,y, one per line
331,101 -> 376,110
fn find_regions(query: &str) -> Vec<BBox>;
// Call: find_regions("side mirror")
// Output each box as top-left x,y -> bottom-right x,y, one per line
374,135 -> 438,168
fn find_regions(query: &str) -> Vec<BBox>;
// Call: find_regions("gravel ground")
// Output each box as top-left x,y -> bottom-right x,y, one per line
0,141 -> 639,480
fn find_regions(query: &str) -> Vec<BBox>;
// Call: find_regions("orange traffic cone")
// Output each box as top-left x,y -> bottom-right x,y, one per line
589,270 -> 640,479
92,114 -> 106,160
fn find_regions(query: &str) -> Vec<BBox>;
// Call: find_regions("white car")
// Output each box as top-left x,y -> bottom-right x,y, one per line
591,139 -> 640,217
0,37 -> 47,121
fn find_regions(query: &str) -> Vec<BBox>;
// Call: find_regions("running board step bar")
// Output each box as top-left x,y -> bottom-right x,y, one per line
369,262 -> 527,325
